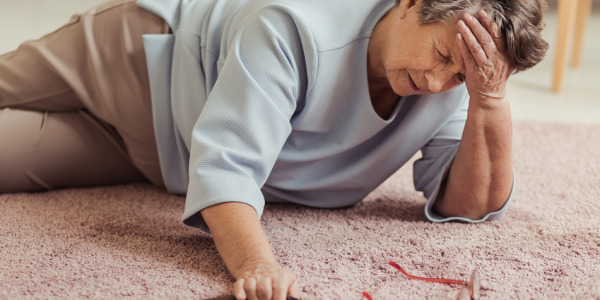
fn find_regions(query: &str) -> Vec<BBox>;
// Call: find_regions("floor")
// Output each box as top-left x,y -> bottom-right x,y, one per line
1,0 -> 599,124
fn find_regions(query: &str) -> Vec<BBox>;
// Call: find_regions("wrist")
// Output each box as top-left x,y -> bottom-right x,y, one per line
467,96 -> 512,125
469,94 -> 509,110
202,202 -> 277,280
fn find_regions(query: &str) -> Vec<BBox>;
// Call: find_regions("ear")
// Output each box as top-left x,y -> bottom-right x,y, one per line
397,0 -> 420,19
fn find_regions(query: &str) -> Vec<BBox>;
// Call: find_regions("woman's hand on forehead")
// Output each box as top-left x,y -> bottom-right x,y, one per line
455,10 -> 513,103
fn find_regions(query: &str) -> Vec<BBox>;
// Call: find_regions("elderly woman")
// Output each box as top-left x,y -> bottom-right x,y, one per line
0,0 -> 548,298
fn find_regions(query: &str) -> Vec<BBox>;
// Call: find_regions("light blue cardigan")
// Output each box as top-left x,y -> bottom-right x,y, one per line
136,0 -> 514,232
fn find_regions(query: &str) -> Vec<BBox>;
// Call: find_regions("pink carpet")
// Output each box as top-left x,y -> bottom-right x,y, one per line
1,120 -> 599,299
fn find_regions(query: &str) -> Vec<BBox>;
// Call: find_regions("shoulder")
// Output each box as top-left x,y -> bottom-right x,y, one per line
233,0 -> 395,52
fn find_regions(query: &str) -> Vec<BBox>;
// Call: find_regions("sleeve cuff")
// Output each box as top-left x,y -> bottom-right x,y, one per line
424,168 -> 516,223
182,174 -> 266,233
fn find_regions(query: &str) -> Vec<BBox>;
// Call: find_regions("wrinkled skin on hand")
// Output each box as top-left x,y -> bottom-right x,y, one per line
456,10 -> 514,103
233,258 -> 300,300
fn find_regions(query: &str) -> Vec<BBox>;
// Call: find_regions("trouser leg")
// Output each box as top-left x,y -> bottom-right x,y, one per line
0,0 -> 170,190
0,108 -> 146,193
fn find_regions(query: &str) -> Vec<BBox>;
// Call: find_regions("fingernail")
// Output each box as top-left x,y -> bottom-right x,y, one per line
480,10 -> 488,18
465,13 -> 473,21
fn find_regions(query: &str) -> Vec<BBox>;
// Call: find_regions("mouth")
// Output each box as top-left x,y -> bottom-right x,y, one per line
407,73 -> 421,93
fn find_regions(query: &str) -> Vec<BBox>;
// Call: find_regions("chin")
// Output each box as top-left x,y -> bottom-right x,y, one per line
391,83 -> 413,97
388,71 -> 415,97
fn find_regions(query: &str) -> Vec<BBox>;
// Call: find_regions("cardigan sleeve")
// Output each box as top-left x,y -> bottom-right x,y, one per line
181,8 -> 308,233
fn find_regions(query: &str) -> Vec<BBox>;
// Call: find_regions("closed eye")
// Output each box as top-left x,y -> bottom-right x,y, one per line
437,47 -> 464,83
432,39 -> 463,84
432,39 -> 450,63
437,48 -> 452,64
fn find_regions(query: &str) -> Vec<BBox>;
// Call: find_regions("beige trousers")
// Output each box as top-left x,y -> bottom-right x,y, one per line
0,0 -> 169,193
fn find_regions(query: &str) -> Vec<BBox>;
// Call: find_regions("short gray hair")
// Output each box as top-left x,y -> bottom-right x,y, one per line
396,0 -> 549,73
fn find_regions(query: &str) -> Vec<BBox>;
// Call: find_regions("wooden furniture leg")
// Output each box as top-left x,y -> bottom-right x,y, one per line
571,0 -> 592,67
552,0 -> 578,92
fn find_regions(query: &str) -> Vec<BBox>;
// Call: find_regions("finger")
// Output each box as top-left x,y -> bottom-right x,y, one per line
457,19 -> 487,67
271,276 -> 287,300
288,278 -> 301,299
272,272 -> 297,300
477,10 -> 496,40
477,10 -> 505,49
244,277 -> 259,300
234,279 -> 247,300
456,32 -> 477,72
461,12 -> 496,55
256,277 -> 273,300
477,10 -> 506,56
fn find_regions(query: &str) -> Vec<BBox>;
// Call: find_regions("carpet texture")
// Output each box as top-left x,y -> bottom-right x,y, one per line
1,120 -> 599,299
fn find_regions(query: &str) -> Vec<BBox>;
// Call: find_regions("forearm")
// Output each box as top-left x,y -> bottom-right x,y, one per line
435,97 -> 514,219
201,202 -> 276,278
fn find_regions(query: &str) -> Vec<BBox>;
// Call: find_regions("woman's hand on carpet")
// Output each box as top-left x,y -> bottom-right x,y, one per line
201,203 -> 299,300
233,258 -> 300,300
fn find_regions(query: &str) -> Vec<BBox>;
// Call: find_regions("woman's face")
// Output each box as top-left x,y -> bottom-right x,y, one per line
369,0 -> 467,97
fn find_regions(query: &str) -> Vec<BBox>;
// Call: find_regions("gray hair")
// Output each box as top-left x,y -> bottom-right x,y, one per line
396,0 -> 549,73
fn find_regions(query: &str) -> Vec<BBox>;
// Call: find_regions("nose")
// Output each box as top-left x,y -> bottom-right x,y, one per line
424,65 -> 454,93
